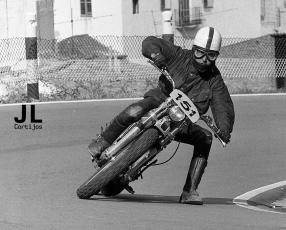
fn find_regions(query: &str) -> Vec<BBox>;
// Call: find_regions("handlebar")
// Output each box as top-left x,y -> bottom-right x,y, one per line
147,60 -> 174,85
147,59 -> 168,75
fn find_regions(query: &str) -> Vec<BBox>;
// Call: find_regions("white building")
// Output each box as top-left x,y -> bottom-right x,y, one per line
1,0 -> 286,66
1,0 -> 286,39
54,0 -> 286,38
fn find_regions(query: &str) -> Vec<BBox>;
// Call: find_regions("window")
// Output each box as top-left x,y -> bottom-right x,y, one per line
81,0 -> 92,17
175,0 -> 202,26
161,0 -> 171,11
133,0 -> 139,14
178,0 -> 190,25
203,0 -> 214,8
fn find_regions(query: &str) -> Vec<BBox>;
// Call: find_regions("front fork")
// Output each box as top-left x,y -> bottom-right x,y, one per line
159,120 -> 188,148
122,147 -> 159,183
122,120 -> 189,184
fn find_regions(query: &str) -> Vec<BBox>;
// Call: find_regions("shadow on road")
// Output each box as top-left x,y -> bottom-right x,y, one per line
90,194 -> 235,205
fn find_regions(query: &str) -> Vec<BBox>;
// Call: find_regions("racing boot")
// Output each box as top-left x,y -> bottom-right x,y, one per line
179,157 -> 207,205
88,135 -> 110,162
88,117 -> 128,162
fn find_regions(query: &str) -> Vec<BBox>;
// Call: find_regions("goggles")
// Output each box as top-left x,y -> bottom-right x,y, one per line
194,47 -> 219,62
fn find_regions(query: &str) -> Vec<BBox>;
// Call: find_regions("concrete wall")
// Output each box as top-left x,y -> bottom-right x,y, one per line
0,0 -> 37,67
0,0 -> 54,39
54,0 -> 123,39
0,0 -> 37,39
37,0 -> 55,40
53,0 -> 124,52
201,0 -> 261,38
122,0 -> 162,36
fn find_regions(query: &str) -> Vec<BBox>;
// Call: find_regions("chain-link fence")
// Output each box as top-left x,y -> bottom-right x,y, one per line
0,34 -> 286,103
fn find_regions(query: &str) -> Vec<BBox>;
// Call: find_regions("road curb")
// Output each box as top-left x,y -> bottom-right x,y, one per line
233,181 -> 286,214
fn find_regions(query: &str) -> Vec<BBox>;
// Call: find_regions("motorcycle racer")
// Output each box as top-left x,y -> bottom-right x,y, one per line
88,26 -> 235,205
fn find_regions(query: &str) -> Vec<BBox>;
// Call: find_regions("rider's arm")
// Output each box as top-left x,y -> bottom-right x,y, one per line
142,36 -> 180,65
210,68 -> 235,139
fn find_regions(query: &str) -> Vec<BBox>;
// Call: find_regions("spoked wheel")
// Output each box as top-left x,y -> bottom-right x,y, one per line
76,128 -> 159,199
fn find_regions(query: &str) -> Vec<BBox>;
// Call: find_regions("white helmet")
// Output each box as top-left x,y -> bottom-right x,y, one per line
193,27 -> 222,52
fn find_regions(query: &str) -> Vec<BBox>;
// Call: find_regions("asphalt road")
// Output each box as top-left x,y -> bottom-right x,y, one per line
0,95 -> 285,230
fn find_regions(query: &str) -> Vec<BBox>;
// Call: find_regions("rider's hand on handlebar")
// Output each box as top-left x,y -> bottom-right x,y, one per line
151,52 -> 167,70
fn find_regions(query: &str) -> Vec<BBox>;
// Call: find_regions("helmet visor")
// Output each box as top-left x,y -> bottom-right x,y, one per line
194,47 -> 219,62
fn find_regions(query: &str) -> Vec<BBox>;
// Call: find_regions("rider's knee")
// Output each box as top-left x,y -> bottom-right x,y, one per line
123,105 -> 144,123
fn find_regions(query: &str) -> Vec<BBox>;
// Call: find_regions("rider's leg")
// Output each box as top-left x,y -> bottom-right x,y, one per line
88,97 -> 160,159
175,124 -> 212,205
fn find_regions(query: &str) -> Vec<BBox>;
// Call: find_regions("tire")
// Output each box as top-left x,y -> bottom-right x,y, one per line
76,128 -> 159,199
100,178 -> 126,197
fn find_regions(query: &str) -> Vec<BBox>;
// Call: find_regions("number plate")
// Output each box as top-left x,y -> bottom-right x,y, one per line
170,89 -> 200,123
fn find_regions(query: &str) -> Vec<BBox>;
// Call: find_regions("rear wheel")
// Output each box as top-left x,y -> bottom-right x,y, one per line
76,128 -> 159,199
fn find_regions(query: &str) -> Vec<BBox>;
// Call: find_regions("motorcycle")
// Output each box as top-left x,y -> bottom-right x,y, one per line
76,60 -> 227,199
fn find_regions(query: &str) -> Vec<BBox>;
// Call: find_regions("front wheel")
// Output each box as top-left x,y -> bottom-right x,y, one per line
100,177 -> 126,197
76,128 -> 160,199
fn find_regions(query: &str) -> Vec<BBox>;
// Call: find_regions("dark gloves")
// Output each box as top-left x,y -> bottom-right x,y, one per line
216,130 -> 231,144
158,74 -> 174,95
151,52 -> 167,69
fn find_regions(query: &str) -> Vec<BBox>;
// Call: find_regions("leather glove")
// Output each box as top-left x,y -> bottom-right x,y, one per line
158,74 -> 174,95
151,52 -> 167,69
216,130 -> 231,144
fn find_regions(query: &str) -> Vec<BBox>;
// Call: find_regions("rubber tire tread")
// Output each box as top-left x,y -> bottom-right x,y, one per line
76,128 -> 159,199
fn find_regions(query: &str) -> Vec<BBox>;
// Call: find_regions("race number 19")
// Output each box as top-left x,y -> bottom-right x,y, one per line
170,89 -> 200,123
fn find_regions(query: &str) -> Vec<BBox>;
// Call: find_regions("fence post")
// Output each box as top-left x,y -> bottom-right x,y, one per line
25,11 -> 39,101
114,37 -> 122,74
108,46 -> 113,71
114,55 -> 120,74
272,34 -> 286,89
162,9 -> 174,44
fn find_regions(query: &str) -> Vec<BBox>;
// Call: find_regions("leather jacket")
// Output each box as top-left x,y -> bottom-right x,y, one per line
142,36 -> 235,135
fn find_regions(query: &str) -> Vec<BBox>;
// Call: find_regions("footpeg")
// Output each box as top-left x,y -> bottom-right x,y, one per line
125,185 -> 135,194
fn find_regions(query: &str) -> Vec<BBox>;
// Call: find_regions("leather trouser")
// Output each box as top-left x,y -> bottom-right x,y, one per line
101,97 -> 160,144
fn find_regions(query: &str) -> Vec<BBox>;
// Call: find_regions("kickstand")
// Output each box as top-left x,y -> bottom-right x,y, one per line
125,185 -> 135,194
